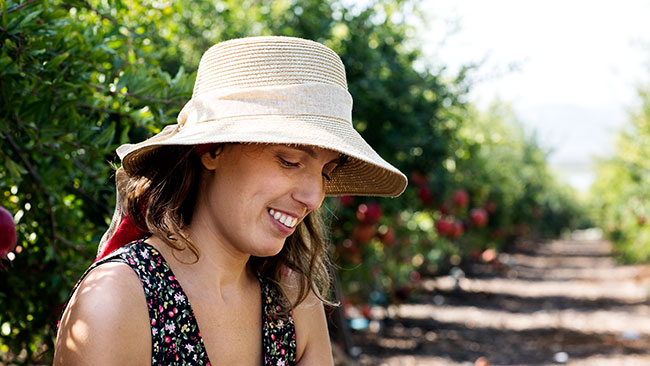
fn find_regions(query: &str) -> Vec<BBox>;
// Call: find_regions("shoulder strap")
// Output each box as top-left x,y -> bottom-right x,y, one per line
260,277 -> 297,365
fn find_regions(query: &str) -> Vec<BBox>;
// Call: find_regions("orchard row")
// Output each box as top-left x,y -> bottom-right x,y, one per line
330,104 -> 584,307
0,1 -> 583,362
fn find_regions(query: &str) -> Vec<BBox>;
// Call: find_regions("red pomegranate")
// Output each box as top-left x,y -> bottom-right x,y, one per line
410,171 -> 429,186
435,217 -> 454,237
409,271 -> 421,282
0,206 -> 17,258
352,223 -> 376,244
338,195 -> 354,207
484,202 -> 497,214
452,189 -> 469,207
469,208 -> 488,227
379,227 -> 396,247
356,202 -> 382,224
452,221 -> 464,239
418,186 -> 434,206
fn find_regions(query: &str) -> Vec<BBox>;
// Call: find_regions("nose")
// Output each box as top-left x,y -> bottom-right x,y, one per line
292,171 -> 326,212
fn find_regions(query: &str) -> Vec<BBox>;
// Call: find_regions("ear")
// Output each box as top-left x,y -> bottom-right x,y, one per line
200,150 -> 219,171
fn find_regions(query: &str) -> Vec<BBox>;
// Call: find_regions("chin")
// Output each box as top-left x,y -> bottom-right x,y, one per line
251,240 -> 286,257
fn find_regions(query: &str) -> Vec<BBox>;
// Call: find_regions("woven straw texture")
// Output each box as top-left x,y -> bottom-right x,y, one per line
117,36 -> 407,197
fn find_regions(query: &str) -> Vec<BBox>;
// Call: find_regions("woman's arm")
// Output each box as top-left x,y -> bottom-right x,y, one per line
54,262 -> 151,366
293,289 -> 334,365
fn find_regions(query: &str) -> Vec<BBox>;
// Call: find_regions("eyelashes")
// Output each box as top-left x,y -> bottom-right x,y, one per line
278,157 -> 333,181
279,157 -> 300,168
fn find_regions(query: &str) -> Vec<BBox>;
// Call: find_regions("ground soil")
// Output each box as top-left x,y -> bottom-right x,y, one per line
339,230 -> 650,366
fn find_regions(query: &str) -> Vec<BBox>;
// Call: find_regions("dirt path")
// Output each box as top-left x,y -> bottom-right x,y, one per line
349,230 -> 650,366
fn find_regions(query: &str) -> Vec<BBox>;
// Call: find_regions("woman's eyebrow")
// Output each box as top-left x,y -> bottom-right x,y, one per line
286,145 -> 344,165
287,145 -> 317,158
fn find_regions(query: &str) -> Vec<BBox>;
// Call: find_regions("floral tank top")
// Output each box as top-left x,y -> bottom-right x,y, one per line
70,239 -> 297,365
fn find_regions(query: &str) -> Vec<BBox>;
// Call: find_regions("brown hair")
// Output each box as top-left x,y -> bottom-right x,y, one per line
122,144 -> 336,313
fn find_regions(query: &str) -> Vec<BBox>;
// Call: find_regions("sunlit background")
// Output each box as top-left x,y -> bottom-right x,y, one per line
2,1 -> 650,364
418,0 -> 650,192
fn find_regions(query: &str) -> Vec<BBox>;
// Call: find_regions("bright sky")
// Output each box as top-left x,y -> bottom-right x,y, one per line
417,0 -> 650,191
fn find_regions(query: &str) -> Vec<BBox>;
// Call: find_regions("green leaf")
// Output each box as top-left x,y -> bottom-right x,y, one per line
4,157 -> 28,182
18,9 -> 42,27
46,51 -> 69,70
93,122 -> 115,148
1,0 -> 7,28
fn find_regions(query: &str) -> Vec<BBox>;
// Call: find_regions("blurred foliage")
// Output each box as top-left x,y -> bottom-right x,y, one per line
0,0 -> 580,363
329,101 -> 585,305
590,86 -> 650,263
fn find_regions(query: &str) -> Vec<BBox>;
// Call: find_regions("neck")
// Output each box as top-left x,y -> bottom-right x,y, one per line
149,225 -> 253,300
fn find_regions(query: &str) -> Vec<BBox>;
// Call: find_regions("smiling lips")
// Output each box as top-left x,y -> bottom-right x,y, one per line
268,208 -> 299,228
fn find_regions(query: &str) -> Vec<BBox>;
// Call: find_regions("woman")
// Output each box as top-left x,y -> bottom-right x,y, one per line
54,36 -> 406,365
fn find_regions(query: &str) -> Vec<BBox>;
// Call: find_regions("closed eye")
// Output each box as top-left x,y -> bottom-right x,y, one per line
279,157 -> 300,168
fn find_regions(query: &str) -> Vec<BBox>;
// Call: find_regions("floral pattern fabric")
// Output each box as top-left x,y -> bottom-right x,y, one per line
73,239 -> 296,365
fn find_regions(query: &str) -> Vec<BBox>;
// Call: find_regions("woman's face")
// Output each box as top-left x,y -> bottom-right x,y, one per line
193,144 -> 342,258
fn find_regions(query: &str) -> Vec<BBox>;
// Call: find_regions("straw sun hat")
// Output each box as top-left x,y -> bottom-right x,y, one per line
98,36 -> 407,258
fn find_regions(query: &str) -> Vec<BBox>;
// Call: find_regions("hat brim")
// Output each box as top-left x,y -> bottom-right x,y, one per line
118,115 -> 407,197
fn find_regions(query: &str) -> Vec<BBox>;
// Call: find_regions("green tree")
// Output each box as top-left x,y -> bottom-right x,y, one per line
0,0 -> 464,361
0,0 -> 581,362
590,86 -> 650,262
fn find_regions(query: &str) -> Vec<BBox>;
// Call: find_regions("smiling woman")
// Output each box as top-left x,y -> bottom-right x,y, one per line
54,36 -> 406,366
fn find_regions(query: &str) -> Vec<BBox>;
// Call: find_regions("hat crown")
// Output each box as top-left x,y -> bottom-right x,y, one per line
192,36 -> 348,96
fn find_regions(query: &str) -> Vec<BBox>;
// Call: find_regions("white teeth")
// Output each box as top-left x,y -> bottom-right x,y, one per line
268,208 -> 298,228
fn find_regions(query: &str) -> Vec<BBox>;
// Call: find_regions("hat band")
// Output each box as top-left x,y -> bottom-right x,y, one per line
177,83 -> 353,128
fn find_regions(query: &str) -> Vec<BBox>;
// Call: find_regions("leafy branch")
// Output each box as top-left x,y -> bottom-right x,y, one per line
4,0 -> 38,14
88,82 -> 186,106
2,128 -> 60,260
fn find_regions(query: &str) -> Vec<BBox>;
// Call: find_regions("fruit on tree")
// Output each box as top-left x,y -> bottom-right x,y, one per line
410,171 -> 429,186
0,206 -> 17,258
418,186 -> 434,206
352,223 -> 376,244
452,221 -> 464,239
378,227 -> 396,247
452,189 -> 469,207
356,202 -> 382,224
469,208 -> 488,227
338,195 -> 354,207
484,202 -> 497,214
409,271 -> 421,282
435,217 -> 454,237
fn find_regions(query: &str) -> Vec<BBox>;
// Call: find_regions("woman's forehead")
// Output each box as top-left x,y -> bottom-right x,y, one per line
235,143 -> 344,163
282,145 -> 340,160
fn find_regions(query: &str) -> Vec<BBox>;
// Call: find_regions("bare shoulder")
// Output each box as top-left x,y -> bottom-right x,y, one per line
54,262 -> 151,366
286,274 -> 334,365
